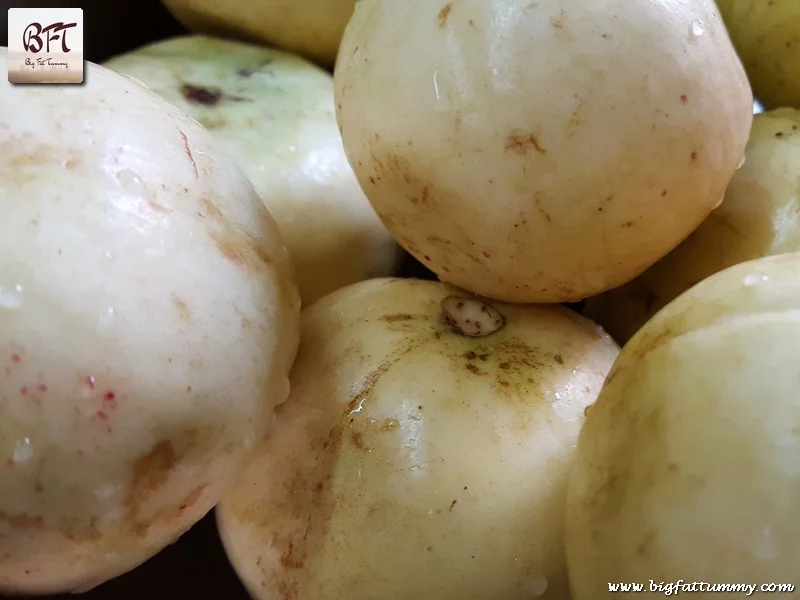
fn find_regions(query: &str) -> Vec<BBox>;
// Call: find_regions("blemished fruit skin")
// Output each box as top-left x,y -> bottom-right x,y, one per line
334,0 -> 753,304
716,0 -> 800,110
217,277 -> 619,600
159,0 -> 357,68
566,253 -> 800,598
584,109 -> 800,344
104,35 -> 402,306
0,48 -> 299,594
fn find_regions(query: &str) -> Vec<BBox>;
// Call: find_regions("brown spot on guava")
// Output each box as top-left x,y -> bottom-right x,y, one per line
172,295 -> 191,321
636,529 -> 657,556
0,512 -> 44,529
347,362 -> 393,414
437,3 -> 453,27
124,440 -> 178,534
351,432 -> 365,449
209,228 -> 272,276
380,313 -> 415,323
505,131 -> 547,156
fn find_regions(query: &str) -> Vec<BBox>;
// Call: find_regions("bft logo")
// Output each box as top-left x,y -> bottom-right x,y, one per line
23,21 -> 78,54
7,8 -> 84,84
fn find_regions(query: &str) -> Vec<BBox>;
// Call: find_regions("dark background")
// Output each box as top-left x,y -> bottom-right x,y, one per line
1,0 -> 187,63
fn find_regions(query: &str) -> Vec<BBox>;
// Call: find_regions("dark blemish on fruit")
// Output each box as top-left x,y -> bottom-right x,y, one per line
125,440 -> 178,535
623,221 -> 635,228
200,197 -> 224,221
680,95 -> 688,103
499,380 -> 510,387
209,229 -> 272,276
97,411 -> 108,421
464,351 -> 478,360
181,84 -> 222,106
499,362 -> 510,370
466,364 -> 481,375
351,432 -> 365,449
20,387 -> 28,396
535,195 -> 553,222
423,255 -> 431,261
172,295 -> 192,322
178,484 -> 207,511
369,176 -> 376,184
276,534 -> 307,569
11,354 -> 21,363
37,384 -> 46,393
482,251 -> 491,258
601,33 -> 610,39
554,354 -> 564,365
178,129 -> 199,178
347,363 -> 393,414
775,131 -> 785,138
437,3 -> 453,27
691,151 -> 698,162
0,512 -> 44,529
637,529 -> 656,557
661,189 -> 668,197
449,499 -> 457,512
505,132 -> 547,156
380,314 -> 414,323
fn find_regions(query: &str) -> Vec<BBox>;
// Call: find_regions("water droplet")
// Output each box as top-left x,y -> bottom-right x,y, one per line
753,526 -> 778,560
0,284 -> 24,309
528,577 -> 549,597
690,19 -> 706,38
744,273 -> 770,286
432,70 -> 442,103
12,438 -> 33,464
349,398 -> 366,415
98,306 -> 116,329
116,169 -> 148,197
